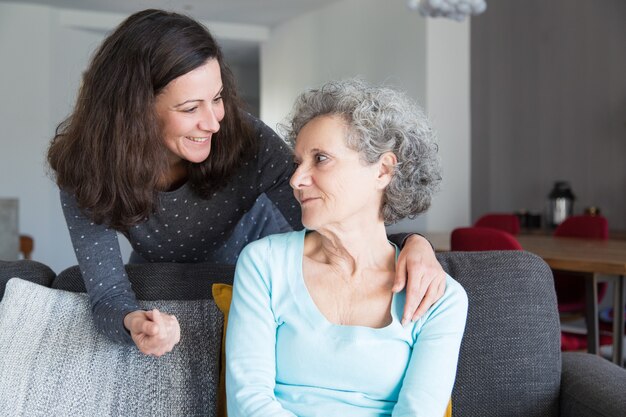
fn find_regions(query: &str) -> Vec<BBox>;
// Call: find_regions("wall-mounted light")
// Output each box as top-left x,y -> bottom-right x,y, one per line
406,0 -> 487,21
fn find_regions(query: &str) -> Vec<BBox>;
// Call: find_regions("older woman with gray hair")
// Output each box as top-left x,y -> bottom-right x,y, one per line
226,79 -> 468,417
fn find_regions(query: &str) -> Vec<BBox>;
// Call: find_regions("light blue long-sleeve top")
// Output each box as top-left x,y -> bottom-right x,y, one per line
226,230 -> 468,417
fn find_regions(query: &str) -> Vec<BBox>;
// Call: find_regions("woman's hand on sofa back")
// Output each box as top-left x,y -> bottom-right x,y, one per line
124,309 -> 181,357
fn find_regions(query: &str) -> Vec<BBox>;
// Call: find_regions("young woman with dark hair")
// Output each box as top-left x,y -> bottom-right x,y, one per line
49,9 -> 254,230
48,9 -> 446,357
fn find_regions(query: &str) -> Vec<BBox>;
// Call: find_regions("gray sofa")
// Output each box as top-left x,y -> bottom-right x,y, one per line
0,251 -> 624,416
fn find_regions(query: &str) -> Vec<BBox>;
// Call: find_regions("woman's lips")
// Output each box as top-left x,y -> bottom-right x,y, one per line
186,136 -> 210,143
300,197 -> 320,205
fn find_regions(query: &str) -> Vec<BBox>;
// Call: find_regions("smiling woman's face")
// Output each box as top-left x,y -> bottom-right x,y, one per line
155,59 -> 225,168
290,115 -> 388,230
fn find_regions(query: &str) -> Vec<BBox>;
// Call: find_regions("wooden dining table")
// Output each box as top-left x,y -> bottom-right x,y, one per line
423,231 -> 626,366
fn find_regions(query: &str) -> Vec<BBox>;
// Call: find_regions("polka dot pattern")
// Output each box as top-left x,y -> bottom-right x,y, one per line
59,115 -> 303,344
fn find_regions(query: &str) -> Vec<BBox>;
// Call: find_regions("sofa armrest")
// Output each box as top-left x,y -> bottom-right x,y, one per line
560,352 -> 626,417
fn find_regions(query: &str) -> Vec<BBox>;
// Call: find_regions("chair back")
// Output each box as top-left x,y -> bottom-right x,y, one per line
552,214 -> 609,316
554,215 -> 608,240
451,227 -> 522,252
474,213 -> 521,235
437,251 -> 561,416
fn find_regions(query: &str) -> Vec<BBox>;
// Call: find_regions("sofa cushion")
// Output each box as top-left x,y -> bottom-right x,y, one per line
212,283 -> 233,417
0,259 -> 55,299
560,352 -> 626,416
437,251 -> 561,417
0,278 -> 222,417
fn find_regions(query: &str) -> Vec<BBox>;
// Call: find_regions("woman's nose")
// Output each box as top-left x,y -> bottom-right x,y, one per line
289,165 -> 311,190
198,108 -> 220,132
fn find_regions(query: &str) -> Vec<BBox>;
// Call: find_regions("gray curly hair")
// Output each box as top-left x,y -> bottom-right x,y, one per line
281,78 -> 441,224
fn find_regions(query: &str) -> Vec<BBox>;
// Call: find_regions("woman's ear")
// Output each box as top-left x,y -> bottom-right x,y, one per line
376,152 -> 397,189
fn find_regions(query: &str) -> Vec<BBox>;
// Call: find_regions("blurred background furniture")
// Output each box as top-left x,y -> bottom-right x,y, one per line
424,229 -> 626,365
437,250 -> 626,414
552,215 -> 610,353
554,215 -> 609,240
560,331 -> 613,353
474,213 -> 521,235
450,227 -> 522,251
19,235 -> 33,260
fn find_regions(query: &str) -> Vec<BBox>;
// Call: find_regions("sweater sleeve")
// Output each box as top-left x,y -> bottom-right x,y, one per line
251,117 -> 303,231
225,239 -> 297,417
60,190 -> 140,344
392,276 -> 468,417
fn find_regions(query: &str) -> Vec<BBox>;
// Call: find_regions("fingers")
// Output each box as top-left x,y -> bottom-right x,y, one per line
392,253 -> 408,293
410,272 -> 446,322
397,234 -> 447,325
133,309 -> 158,336
140,320 -> 159,336
148,308 -> 160,322
402,268 -> 429,326
128,309 -> 181,357
167,314 -> 181,345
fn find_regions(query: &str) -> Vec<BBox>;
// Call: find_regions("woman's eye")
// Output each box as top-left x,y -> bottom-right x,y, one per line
182,107 -> 198,113
213,96 -> 223,103
315,154 -> 328,163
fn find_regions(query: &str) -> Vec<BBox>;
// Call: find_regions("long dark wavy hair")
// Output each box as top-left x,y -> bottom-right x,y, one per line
48,9 -> 255,231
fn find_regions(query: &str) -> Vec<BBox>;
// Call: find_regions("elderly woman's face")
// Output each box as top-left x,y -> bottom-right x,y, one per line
290,115 -> 387,230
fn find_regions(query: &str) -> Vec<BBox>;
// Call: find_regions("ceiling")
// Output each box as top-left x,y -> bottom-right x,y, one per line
0,0 -> 343,27
1,0 -> 344,66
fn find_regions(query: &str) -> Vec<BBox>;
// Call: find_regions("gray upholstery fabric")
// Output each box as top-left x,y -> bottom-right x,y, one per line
560,352 -> 626,417
0,278 -> 222,417
0,260 -> 55,300
52,262 -> 235,300
437,251 -> 562,417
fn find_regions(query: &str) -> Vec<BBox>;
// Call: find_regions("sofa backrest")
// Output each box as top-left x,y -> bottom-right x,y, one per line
0,259 -> 55,299
53,262 -> 235,300
437,250 -> 561,417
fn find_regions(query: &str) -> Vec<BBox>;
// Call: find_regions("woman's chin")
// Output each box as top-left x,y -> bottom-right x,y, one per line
181,138 -> 212,163
184,150 -> 212,164
301,219 -> 318,230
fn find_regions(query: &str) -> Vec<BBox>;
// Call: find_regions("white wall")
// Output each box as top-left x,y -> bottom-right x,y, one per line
0,3 -> 267,272
0,4 -> 125,272
0,3 -> 57,267
261,0 -> 470,233
261,0 -> 427,129
423,18 -> 471,231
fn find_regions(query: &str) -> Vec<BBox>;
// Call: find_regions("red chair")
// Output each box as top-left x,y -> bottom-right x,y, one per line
560,331 -> 612,352
554,215 -> 608,240
450,227 -> 523,251
553,215 -> 610,352
474,213 -> 521,235
553,215 -> 609,313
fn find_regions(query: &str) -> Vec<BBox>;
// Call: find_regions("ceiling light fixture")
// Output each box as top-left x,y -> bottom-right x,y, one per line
406,0 -> 487,21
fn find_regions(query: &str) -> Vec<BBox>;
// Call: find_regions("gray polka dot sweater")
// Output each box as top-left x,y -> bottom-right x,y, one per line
60,116 -> 302,344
